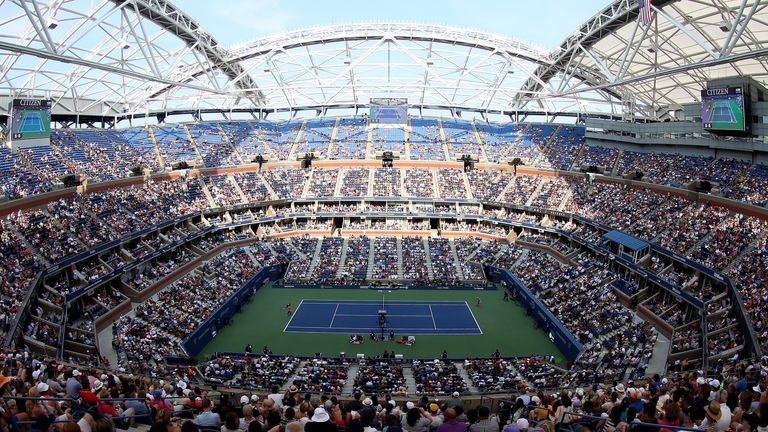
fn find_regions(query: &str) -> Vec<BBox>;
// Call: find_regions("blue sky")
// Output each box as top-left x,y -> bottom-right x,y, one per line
177,0 -> 610,49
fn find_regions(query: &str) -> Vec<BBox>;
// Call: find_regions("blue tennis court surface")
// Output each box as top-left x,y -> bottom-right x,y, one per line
284,300 -> 482,334
20,112 -> 45,132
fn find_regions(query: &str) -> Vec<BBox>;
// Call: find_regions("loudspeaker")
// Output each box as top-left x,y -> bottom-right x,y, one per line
382,151 -> 394,168
301,157 -> 312,169
172,161 -> 189,170
59,174 -> 81,188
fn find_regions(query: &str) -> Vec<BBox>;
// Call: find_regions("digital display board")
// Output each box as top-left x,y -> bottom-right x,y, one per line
701,87 -> 746,132
9,99 -> 52,141
370,98 -> 407,124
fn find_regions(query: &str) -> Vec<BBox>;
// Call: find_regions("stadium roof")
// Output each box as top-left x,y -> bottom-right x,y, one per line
0,0 -> 765,120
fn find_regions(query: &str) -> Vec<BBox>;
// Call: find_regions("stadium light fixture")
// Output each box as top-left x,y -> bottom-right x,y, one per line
719,20 -> 731,32
120,40 -> 130,50
46,18 -> 59,29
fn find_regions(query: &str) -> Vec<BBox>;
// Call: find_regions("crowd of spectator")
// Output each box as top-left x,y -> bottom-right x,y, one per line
5,142 -> 768,382
1,346 -> 767,432
114,247 -> 261,375
292,358 -> 349,394
354,360 -> 407,395
202,354 -> 300,391
411,359 -> 468,396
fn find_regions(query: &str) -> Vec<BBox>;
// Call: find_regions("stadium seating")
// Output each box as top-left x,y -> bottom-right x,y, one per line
3,117 -> 768,406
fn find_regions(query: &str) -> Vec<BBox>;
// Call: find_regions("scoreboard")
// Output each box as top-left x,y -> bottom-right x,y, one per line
701,87 -> 747,133
370,98 -> 407,124
9,99 -> 52,142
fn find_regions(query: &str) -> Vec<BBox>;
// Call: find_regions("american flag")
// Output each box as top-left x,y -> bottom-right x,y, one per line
638,0 -> 655,26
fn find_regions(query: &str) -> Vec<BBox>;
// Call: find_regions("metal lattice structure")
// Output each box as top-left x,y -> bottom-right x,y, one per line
0,0 -> 766,120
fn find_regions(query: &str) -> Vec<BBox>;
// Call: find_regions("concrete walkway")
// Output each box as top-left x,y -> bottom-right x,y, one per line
646,333 -> 671,377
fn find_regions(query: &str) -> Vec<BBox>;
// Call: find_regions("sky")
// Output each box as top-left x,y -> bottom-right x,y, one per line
176,0 -> 611,50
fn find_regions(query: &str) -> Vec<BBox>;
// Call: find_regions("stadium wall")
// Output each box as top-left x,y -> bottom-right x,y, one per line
487,267 -> 584,362
181,264 -> 283,357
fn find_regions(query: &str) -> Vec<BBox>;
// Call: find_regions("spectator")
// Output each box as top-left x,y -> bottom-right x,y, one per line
305,407 -> 338,432
196,399 -> 221,429
437,409 -> 467,432
401,406 -> 432,432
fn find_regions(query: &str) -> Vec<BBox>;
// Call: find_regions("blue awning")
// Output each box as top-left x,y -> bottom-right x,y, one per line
602,230 -> 649,251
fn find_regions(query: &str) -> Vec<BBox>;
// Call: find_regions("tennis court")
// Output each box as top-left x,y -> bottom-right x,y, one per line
710,100 -> 737,123
284,299 -> 482,334
19,111 -> 46,132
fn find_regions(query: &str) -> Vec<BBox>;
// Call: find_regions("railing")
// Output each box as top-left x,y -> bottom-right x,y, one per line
554,411 -> 701,432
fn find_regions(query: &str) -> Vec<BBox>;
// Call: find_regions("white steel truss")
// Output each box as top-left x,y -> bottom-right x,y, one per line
0,1 -> 766,119
520,0 -> 768,118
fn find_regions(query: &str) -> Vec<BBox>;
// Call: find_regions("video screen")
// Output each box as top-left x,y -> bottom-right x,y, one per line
701,87 -> 746,132
10,99 -> 52,141
370,98 -> 407,124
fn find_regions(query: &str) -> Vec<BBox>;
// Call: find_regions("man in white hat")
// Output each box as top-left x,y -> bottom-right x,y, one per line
65,370 -> 82,400
446,392 -> 462,409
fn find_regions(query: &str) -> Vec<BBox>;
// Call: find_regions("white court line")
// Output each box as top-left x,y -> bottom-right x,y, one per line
428,304 -> 437,330
328,303 -> 340,328
284,330 -> 484,335
464,301 -> 484,335
334,313 -> 433,318
301,300 -> 467,305
282,299 -> 305,332
285,325 -> 481,331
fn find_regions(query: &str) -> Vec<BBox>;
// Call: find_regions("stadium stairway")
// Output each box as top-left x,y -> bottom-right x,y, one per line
524,181 -> 547,207
283,361 -> 306,392
609,150 -> 624,176
198,178 -> 217,208
422,238 -> 435,280
507,246 -> 529,269
284,241 -> 309,261
333,170 -> 344,196
258,172 -> 280,201
396,238 -> 404,278
228,175 -> 249,203
305,240 -> 324,275
97,315 -> 120,367
457,363 -> 480,394
684,217 -> 728,256
463,173 -> 474,199
365,240 -> 376,279
725,229 -> 767,272
646,333 -> 672,378
341,363 -> 359,395
430,171 -> 440,197
336,238 -> 349,279
448,240 -> 466,280
402,367 -> 418,396
557,189 -> 573,211
301,171 -> 313,198
243,246 -> 263,267
532,125 -> 562,167
8,223 -> 51,266
366,168 -> 375,196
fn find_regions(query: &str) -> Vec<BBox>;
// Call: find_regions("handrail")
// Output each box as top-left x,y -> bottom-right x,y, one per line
555,411 -> 701,432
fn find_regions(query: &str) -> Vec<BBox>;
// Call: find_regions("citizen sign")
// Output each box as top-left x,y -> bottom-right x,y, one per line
705,89 -> 729,96
18,99 -> 42,106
